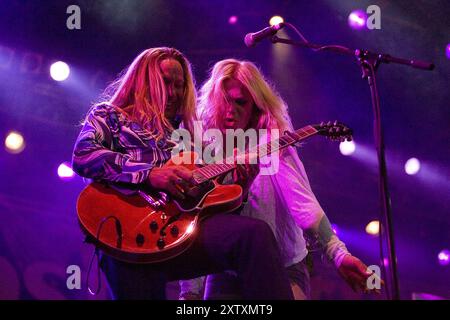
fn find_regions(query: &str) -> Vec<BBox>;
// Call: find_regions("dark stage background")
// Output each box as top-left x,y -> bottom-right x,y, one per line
0,0 -> 448,300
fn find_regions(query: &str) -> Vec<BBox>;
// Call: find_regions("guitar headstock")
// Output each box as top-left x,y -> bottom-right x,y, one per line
313,121 -> 353,142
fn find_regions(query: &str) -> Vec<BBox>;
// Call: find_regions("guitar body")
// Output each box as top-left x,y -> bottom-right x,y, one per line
76,151 -> 243,264
76,122 -> 352,264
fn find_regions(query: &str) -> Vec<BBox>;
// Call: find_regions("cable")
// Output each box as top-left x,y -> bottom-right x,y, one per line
86,215 -> 123,295
283,22 -> 309,43
283,22 -> 352,55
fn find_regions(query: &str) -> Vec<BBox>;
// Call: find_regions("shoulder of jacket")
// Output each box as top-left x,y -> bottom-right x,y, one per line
91,103 -> 117,117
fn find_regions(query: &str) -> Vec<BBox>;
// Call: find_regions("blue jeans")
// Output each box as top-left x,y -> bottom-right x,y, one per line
100,213 -> 294,300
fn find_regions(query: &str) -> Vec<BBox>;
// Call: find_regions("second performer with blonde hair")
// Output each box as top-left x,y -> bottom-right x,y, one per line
180,59 -> 375,300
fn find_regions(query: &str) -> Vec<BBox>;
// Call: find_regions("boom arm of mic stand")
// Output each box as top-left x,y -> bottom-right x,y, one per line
270,36 -> 435,70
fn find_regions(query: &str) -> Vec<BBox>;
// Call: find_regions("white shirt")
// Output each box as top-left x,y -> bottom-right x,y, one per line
243,144 -> 349,267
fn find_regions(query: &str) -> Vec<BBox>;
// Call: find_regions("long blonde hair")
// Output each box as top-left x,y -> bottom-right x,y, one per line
97,47 -> 197,139
199,59 -> 293,132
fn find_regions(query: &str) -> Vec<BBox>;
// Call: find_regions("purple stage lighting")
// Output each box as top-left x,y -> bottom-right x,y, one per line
405,157 -> 420,175
348,10 -> 367,30
269,16 -> 284,26
331,224 -> 339,235
438,249 -> 449,266
228,16 -> 238,24
339,140 -> 356,156
50,61 -> 70,81
366,220 -> 380,235
58,162 -> 74,179
5,131 -> 25,154
446,44 -> 450,59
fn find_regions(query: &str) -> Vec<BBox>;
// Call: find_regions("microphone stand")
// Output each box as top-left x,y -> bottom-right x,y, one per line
271,35 -> 434,300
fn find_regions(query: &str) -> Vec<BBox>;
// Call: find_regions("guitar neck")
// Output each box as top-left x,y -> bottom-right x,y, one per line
192,125 -> 319,184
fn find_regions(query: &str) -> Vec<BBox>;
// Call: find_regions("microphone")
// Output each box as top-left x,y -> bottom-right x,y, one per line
244,23 -> 285,48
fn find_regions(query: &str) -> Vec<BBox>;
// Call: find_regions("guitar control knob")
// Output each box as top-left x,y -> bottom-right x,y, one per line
170,225 -> 179,237
149,221 -> 158,232
135,233 -> 145,246
157,238 -> 165,249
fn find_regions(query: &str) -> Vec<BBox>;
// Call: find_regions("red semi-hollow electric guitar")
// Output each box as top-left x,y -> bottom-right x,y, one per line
76,122 -> 352,263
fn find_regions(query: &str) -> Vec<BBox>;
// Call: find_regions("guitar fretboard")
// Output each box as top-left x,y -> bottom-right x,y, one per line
192,125 -> 318,184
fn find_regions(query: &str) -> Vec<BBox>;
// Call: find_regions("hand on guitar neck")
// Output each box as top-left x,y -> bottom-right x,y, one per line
148,166 -> 194,200
231,148 -> 260,202
232,164 -> 259,201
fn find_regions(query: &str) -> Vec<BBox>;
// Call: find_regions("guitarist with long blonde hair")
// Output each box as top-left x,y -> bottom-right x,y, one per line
72,48 -> 294,299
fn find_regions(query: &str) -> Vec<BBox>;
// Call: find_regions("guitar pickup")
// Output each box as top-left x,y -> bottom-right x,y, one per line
138,191 -> 167,209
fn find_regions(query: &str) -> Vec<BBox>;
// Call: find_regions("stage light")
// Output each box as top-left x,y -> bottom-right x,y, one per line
57,162 -> 74,179
446,44 -> 450,59
365,220 -> 380,235
5,131 -> 25,154
348,10 -> 367,30
50,61 -> 70,81
438,249 -> 449,266
228,16 -> 238,24
339,140 -> 356,156
331,224 -> 339,235
405,157 -> 420,175
269,16 -> 284,26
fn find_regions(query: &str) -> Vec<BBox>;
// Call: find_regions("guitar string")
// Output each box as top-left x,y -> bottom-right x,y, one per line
192,126 -> 318,184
